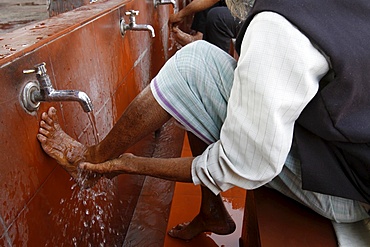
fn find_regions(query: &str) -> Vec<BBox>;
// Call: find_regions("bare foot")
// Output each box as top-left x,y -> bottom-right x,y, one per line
172,26 -> 203,47
168,211 -> 236,240
37,107 -> 99,189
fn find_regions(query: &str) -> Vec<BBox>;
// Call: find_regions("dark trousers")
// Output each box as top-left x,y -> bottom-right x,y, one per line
191,5 -> 242,53
203,7 -> 242,53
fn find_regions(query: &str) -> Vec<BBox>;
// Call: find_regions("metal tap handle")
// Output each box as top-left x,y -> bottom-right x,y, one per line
23,62 -> 47,75
125,10 -> 139,16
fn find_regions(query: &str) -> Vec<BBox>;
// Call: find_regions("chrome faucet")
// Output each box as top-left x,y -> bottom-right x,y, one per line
154,0 -> 177,9
120,10 -> 155,38
21,62 -> 93,113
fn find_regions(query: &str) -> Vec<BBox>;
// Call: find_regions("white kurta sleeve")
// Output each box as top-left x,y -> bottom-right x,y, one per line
191,12 -> 330,194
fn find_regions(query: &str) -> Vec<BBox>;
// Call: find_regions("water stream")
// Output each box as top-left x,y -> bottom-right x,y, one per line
88,112 -> 100,145
47,112 -> 124,246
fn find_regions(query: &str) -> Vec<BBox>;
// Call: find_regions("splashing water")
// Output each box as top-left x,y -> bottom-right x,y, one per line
47,178 -> 125,246
45,113 -> 125,246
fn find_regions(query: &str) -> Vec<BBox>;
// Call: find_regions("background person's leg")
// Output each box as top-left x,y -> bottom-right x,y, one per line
203,7 -> 243,53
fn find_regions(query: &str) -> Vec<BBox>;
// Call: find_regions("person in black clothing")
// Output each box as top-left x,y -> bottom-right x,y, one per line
170,0 -> 242,52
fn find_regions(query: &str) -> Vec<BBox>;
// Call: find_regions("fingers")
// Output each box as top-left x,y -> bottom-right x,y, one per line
79,162 -> 104,174
172,26 -> 180,33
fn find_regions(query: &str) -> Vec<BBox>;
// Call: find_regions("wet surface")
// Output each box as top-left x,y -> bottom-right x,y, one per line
163,134 -> 246,247
164,183 -> 246,247
0,0 -> 48,34
0,0 -> 130,63
0,0 -> 172,245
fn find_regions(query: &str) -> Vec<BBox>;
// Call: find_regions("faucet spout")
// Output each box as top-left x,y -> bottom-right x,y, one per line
120,10 -> 156,38
21,63 -> 94,113
130,24 -> 155,38
33,89 -> 94,113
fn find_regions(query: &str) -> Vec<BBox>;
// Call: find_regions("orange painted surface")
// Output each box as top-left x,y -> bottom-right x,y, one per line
163,134 -> 247,247
0,1 -> 338,246
165,135 -> 336,247
0,0 -> 180,245
164,183 -> 246,247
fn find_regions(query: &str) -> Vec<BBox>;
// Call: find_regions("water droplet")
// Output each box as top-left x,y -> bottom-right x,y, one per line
138,225 -> 144,231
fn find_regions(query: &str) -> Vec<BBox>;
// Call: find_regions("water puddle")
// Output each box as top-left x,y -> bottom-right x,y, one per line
204,197 -> 244,246
2,43 -> 16,52
0,20 -> 37,31
30,22 -> 47,31
15,2 -> 45,7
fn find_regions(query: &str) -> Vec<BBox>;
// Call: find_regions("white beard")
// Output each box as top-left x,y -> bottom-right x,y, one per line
225,0 -> 255,20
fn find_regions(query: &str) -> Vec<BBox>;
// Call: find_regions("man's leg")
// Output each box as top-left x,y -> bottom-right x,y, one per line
37,86 -> 172,180
266,146 -> 370,245
267,143 -> 370,223
38,40 -> 237,240
168,132 -> 236,240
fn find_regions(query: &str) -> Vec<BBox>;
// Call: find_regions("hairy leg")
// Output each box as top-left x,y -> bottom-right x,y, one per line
37,86 -> 171,186
167,132 -> 236,240
90,86 -> 172,162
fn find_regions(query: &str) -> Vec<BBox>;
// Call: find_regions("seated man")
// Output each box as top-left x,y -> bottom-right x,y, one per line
37,0 -> 370,243
170,0 -> 242,52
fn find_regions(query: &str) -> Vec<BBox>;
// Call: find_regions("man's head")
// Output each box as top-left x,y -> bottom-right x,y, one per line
225,0 -> 255,20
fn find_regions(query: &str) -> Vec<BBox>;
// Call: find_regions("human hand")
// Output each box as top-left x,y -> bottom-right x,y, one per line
169,12 -> 184,27
79,153 -> 134,179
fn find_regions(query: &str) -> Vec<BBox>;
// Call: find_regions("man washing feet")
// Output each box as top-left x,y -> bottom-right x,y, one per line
38,0 -> 370,243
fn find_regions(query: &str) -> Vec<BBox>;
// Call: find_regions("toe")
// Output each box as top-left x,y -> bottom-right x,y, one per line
36,134 -> 46,143
40,120 -> 52,131
41,112 -> 53,126
48,107 -> 59,123
170,222 -> 189,232
38,127 -> 50,137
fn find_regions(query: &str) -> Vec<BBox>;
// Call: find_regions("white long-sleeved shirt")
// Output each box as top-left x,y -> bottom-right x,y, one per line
191,12 -> 330,195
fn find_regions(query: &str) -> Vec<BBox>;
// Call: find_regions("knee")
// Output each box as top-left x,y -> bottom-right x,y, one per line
173,40 -> 211,71
178,40 -> 211,58
206,7 -> 230,30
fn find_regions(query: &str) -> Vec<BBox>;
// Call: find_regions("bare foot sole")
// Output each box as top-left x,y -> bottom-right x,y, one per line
37,107 -> 99,189
168,214 -> 236,241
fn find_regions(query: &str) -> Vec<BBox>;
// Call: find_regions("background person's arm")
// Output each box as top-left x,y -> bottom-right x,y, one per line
169,0 -> 220,25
